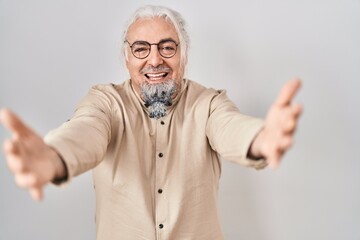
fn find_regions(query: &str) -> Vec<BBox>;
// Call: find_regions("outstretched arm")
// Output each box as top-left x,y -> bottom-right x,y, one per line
248,79 -> 303,168
0,109 -> 67,201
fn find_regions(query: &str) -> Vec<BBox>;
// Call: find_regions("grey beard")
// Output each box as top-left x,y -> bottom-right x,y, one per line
141,80 -> 177,119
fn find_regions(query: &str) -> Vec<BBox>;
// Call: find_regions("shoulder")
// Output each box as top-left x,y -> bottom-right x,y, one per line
84,80 -> 132,101
185,79 -> 227,103
90,81 -> 126,95
76,81 -> 130,110
186,79 -> 224,96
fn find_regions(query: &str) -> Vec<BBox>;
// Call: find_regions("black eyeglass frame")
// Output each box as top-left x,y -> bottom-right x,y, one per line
125,39 -> 179,59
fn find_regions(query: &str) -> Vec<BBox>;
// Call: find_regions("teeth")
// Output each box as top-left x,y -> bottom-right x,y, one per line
147,73 -> 165,77
146,72 -> 167,81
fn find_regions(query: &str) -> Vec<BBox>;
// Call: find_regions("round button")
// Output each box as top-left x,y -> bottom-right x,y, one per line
160,121 -> 165,125
159,224 -> 164,229
158,153 -> 163,158
158,189 -> 163,194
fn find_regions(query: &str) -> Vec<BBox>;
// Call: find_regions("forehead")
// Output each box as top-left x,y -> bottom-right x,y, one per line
127,17 -> 179,43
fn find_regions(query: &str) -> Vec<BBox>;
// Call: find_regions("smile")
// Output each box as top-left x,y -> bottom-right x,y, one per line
145,72 -> 169,81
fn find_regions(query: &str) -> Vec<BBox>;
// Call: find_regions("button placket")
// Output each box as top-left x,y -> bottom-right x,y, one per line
155,118 -> 168,237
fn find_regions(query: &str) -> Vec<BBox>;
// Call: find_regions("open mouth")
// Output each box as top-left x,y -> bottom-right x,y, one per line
145,72 -> 169,81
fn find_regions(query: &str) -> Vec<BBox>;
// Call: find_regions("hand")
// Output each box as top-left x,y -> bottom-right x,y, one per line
0,109 -> 63,201
249,79 -> 303,168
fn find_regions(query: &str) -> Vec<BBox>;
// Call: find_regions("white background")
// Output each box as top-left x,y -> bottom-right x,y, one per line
1,0 -> 359,239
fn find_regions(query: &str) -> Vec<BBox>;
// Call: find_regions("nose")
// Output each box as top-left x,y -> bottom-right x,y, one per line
146,45 -> 164,67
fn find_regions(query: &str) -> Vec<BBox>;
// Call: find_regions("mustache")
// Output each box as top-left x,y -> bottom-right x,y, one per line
140,65 -> 172,74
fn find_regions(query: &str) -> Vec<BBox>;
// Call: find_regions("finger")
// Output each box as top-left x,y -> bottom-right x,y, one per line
275,79 -> 302,107
3,139 -> 29,173
7,154 -> 28,173
264,143 -> 282,169
282,117 -> 296,134
267,153 -> 281,169
3,138 -> 20,155
280,136 -> 293,150
15,173 -> 37,188
291,103 -> 303,119
30,187 -> 43,202
282,105 -> 302,134
269,139 -> 289,169
0,108 -> 33,138
285,104 -> 303,134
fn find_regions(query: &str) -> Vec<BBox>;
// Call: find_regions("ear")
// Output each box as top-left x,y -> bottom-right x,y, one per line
181,53 -> 188,73
183,48 -> 188,66
123,51 -> 131,71
121,44 -> 130,70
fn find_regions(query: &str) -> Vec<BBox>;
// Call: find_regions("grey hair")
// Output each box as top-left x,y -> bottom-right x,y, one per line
121,5 -> 190,69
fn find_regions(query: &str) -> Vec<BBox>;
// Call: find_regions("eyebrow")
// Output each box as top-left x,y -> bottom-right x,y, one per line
159,38 -> 178,43
132,37 -> 179,44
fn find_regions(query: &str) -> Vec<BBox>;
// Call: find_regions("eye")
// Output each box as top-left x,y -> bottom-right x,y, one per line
159,41 -> 177,55
161,42 -> 176,49
134,47 -> 148,53
162,46 -> 175,51
131,42 -> 150,54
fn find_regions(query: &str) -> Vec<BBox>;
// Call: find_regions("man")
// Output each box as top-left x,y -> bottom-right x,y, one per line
0,5 -> 302,240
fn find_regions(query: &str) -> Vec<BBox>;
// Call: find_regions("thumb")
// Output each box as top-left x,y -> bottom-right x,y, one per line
30,187 -> 43,202
0,108 -> 33,138
275,79 -> 302,107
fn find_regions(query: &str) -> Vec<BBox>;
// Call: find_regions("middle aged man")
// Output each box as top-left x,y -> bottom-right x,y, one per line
0,5 -> 302,240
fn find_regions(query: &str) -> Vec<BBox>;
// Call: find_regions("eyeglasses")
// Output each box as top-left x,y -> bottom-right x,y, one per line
125,39 -> 179,59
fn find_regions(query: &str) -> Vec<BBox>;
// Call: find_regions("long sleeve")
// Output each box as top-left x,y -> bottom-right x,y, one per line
44,85 -> 119,182
206,89 -> 268,170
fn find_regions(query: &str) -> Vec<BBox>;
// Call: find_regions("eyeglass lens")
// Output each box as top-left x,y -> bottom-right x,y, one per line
131,40 -> 177,59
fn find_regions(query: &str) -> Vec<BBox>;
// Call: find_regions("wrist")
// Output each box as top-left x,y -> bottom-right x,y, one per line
248,129 -> 265,160
49,148 -> 68,184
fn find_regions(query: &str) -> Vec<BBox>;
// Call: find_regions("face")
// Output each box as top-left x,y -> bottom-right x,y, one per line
125,17 -> 183,96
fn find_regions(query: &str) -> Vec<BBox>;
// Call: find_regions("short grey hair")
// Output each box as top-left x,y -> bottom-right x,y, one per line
121,5 -> 190,68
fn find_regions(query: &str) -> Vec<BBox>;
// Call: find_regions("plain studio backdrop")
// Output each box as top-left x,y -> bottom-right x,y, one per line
0,1 -> 359,239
